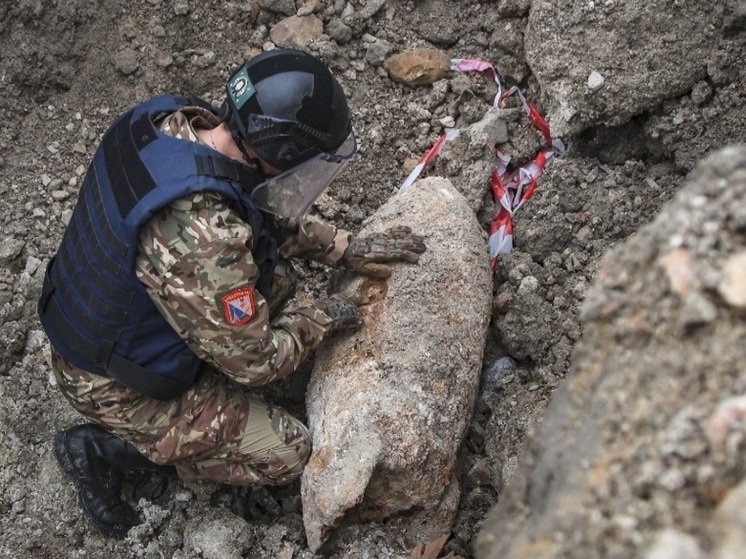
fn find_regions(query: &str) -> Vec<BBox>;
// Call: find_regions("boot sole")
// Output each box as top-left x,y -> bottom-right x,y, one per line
53,431 -> 132,539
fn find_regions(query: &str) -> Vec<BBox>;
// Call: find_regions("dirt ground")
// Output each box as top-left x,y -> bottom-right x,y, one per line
1,1 -> 744,558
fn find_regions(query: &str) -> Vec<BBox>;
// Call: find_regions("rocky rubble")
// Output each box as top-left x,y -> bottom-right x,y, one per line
477,146 -> 746,559
0,0 -> 745,558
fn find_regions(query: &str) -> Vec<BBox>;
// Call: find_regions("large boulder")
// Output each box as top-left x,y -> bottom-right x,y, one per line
525,0 -> 726,136
476,145 -> 746,558
301,177 -> 493,552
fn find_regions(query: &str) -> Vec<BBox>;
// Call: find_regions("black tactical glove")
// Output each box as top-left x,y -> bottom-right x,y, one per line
342,226 -> 427,279
315,295 -> 364,336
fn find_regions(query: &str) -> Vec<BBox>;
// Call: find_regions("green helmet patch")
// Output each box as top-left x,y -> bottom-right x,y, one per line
227,67 -> 256,110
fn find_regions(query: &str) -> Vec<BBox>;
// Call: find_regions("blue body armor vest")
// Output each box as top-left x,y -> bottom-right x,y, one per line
38,95 -> 277,400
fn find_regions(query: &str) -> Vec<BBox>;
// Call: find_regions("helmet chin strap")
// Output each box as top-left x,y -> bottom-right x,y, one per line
243,154 -> 269,178
221,106 -> 269,177
220,100 -> 252,159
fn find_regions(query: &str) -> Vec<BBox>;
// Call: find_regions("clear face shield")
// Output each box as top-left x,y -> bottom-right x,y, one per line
251,132 -> 357,218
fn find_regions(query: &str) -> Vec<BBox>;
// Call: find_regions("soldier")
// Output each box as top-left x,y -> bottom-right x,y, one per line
38,49 -> 425,538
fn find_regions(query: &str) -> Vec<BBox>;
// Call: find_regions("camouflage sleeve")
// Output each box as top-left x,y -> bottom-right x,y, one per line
136,192 -> 333,387
273,214 -> 351,266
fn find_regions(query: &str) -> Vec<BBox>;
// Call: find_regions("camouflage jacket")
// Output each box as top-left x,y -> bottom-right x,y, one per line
134,107 -> 351,387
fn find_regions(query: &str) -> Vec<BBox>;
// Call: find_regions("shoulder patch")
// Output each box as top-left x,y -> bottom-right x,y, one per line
221,288 -> 257,326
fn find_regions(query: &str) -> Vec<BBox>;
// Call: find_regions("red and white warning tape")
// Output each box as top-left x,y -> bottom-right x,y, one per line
399,58 -> 564,268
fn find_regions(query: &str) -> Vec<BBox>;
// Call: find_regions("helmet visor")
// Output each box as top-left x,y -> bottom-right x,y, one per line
251,132 -> 357,217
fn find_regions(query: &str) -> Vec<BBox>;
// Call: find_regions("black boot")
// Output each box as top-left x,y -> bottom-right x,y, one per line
54,423 -> 170,538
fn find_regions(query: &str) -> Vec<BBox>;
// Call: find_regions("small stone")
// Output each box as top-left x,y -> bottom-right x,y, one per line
587,71 -> 605,91
365,39 -> 394,67
11,500 -> 25,514
383,49 -> 451,86
184,511 -> 252,559
326,18 -> 353,44
466,458 -> 494,488
173,0 -> 189,15
341,2 -> 354,18
24,256 -> 42,275
645,528 -> 703,559
705,395 -> 746,455
259,0 -> 295,15
269,15 -> 324,50
0,237 -> 24,265
156,55 -> 174,68
174,490 -> 193,502
113,47 -> 140,75
690,80 -> 713,106
297,0 -> 321,16
193,51 -> 215,69
480,357 -> 516,402
718,252 -> 746,309
679,292 -> 717,327
658,469 -> 686,491
439,116 -> 456,128
518,275 -> 540,295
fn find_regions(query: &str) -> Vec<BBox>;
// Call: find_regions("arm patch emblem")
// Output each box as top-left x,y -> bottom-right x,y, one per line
221,288 -> 256,326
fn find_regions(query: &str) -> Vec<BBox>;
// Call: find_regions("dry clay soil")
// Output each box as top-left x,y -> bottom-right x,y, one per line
1,1 -> 744,559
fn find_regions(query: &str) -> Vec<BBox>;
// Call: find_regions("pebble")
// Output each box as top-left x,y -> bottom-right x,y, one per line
173,0 -> 189,15
518,275 -> 540,295
298,0 -> 321,16
658,469 -> 686,491
24,257 -> 41,275
588,71 -> 605,91
174,490 -> 193,502
439,116 -> 456,128
718,251 -> 746,309
12,501 -> 25,514
61,209 -> 73,226
645,528 -> 702,559
479,356 -> 517,402
157,55 -> 174,68
0,237 -> 24,264
662,249 -> 693,297
114,48 -> 140,75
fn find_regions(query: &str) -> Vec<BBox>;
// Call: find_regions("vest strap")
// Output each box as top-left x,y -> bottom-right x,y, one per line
195,154 -> 260,192
106,352 -> 201,401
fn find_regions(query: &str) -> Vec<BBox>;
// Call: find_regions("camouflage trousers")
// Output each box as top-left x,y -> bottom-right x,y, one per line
52,260 -> 311,487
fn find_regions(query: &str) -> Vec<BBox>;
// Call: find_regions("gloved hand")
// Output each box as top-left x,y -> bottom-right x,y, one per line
314,295 -> 364,336
342,226 -> 426,279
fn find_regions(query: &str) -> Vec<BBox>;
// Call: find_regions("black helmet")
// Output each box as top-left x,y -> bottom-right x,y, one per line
221,49 -> 353,172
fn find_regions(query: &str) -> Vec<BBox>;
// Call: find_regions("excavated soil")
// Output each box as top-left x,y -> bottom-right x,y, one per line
0,1 -> 744,558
